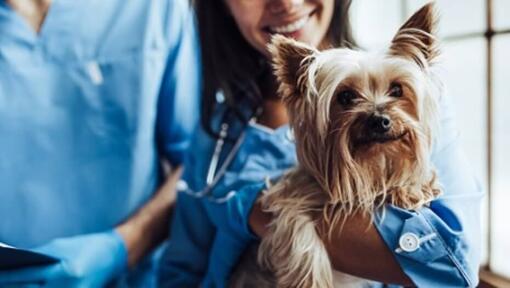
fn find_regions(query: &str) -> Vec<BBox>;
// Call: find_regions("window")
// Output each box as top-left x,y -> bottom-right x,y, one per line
492,34 -> 510,278
352,0 -> 510,281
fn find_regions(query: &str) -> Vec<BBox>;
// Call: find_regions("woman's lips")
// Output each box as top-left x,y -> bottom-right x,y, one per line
264,10 -> 316,35
269,15 -> 309,34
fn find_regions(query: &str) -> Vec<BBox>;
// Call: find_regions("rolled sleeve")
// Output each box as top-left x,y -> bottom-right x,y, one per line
374,92 -> 483,287
224,182 -> 267,239
156,0 -> 201,165
374,204 -> 477,287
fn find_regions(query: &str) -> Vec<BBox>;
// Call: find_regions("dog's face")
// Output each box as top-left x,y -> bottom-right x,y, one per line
270,3 -> 441,211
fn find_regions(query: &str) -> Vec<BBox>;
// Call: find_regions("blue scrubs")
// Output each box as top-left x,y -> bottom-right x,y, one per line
159,92 -> 483,287
0,0 -> 199,283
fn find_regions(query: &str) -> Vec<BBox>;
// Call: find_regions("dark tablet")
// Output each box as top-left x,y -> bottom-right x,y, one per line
0,245 -> 60,270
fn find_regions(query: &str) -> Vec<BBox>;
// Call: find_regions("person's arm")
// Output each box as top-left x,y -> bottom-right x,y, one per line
117,166 -> 182,267
156,0 -> 201,165
321,213 -> 412,284
250,94 -> 483,287
249,203 -> 412,285
119,0 -> 201,269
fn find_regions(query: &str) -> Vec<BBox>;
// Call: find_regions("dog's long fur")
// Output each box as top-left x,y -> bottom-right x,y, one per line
231,3 -> 442,287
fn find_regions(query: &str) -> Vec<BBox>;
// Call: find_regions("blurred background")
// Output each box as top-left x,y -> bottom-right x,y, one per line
350,0 -> 509,284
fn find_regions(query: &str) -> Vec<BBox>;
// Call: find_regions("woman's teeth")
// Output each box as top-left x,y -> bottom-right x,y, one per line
269,16 -> 308,34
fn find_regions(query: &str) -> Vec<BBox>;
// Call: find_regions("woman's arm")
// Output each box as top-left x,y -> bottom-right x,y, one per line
320,213 -> 413,285
249,203 -> 412,285
250,189 -> 480,287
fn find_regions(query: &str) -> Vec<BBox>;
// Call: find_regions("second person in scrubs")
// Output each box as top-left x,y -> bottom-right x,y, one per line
0,0 -> 200,286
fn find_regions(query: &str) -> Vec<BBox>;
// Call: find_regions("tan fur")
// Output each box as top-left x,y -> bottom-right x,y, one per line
389,3 -> 440,68
231,3 -> 442,288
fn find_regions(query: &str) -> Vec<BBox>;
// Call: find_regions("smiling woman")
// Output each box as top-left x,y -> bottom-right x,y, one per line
224,0 -> 334,55
158,0 -> 482,287
194,0 -> 354,140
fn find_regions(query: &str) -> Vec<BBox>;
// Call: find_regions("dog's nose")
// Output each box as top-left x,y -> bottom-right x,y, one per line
367,115 -> 392,133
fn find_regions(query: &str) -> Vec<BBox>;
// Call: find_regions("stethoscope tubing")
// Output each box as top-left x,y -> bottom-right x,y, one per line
179,115 -> 253,203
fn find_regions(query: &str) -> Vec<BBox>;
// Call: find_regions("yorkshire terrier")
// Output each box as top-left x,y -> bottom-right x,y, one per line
231,3 -> 442,288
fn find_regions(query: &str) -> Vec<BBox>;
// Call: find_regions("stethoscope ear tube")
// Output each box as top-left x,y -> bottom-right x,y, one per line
206,123 -> 229,186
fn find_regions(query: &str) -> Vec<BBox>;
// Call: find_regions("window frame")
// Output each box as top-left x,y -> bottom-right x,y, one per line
402,0 -> 510,283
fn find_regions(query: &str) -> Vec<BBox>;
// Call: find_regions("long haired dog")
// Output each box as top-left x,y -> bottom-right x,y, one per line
231,3 -> 442,288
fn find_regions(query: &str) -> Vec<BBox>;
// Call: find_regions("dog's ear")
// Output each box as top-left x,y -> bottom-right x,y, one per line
268,35 -> 317,99
389,2 -> 439,68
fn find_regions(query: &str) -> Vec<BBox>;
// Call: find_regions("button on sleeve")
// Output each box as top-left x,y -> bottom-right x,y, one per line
374,205 -> 472,287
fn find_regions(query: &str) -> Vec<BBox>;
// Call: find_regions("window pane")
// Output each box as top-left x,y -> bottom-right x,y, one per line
493,0 -> 510,30
442,38 -> 488,191
350,0 -> 402,49
491,34 -> 510,278
442,38 -> 489,265
406,0 -> 486,37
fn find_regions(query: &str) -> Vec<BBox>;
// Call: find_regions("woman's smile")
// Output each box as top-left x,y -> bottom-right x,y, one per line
225,0 -> 334,56
264,9 -> 316,36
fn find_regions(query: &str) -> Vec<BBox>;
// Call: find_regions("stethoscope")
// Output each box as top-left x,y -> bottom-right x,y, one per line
178,107 -> 260,204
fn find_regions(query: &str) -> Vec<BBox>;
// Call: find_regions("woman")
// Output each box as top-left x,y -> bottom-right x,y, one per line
159,0 -> 482,287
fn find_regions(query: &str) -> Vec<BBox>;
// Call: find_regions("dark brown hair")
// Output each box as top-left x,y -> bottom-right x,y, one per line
194,0 -> 356,137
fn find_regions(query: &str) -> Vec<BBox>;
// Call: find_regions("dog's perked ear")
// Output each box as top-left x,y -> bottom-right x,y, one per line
268,35 -> 317,100
389,2 -> 439,69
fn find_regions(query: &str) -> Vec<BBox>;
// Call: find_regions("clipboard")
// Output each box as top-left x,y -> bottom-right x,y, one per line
0,243 -> 60,270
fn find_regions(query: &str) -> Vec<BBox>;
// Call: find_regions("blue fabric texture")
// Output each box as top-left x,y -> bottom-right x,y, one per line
159,91 -> 482,287
0,0 -> 200,286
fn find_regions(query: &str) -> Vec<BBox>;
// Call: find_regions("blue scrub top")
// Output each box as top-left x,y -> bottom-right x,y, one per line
0,0 -> 200,249
159,91 -> 483,287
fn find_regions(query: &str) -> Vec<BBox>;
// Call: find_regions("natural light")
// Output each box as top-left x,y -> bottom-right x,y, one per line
352,0 -> 510,284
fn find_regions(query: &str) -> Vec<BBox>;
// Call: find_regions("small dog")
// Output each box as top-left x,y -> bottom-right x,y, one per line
231,3 -> 442,288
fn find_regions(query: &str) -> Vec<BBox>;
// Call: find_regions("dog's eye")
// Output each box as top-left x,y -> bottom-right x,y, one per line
389,83 -> 403,98
337,90 -> 356,106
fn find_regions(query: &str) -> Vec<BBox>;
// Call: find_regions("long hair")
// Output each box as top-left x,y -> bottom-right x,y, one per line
193,0 -> 357,137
